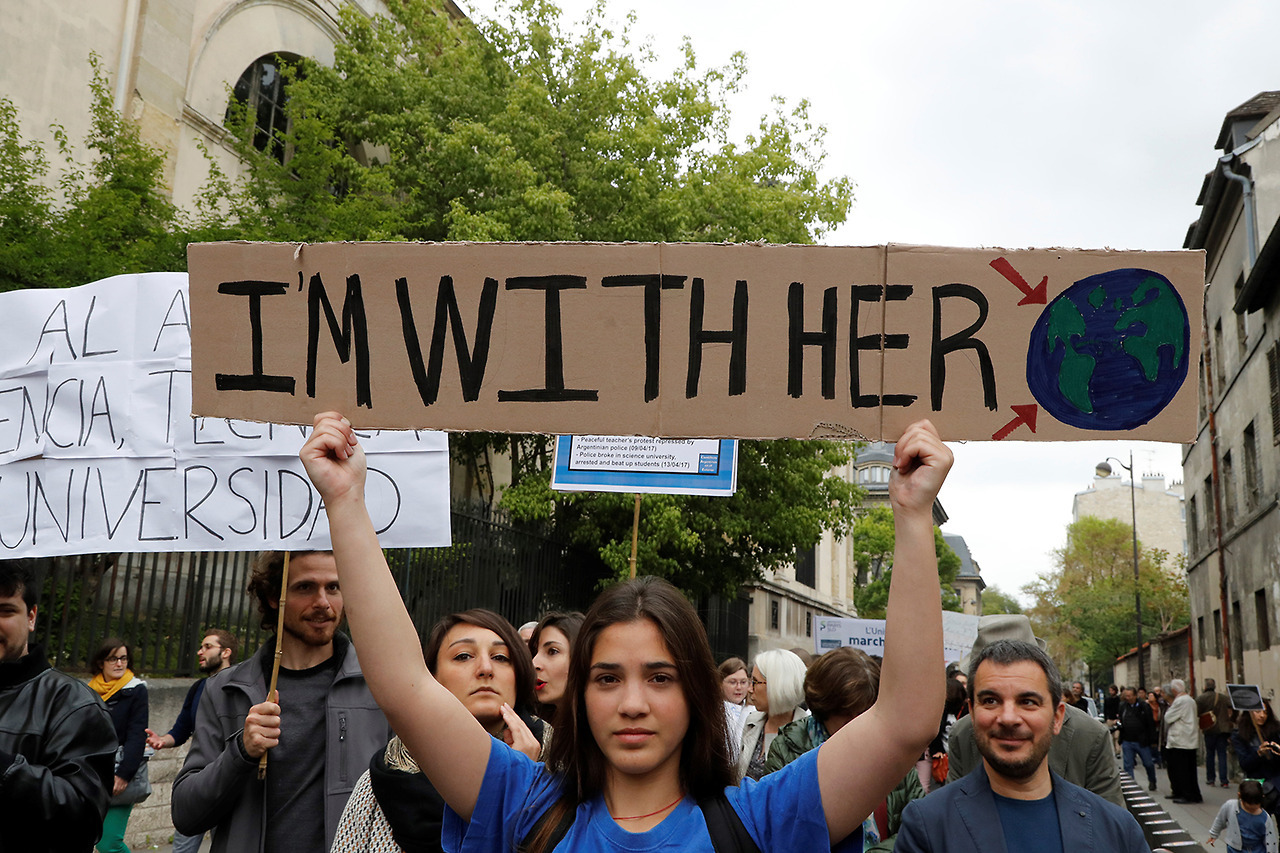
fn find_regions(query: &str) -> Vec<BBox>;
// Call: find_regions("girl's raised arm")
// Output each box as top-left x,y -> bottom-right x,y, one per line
300,412 -> 491,820
816,420 -> 951,842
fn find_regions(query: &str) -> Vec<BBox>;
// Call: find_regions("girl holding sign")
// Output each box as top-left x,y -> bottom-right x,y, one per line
300,412 -> 951,852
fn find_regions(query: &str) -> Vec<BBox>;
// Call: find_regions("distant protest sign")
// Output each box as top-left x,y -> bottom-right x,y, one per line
551,435 -> 737,496
0,273 -> 450,558
816,611 -> 979,662
187,241 -> 1203,441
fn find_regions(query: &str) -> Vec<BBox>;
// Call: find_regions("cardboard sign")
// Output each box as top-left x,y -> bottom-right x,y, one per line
0,274 -> 450,557
814,611 -> 978,662
187,242 -> 1203,441
550,435 -> 738,496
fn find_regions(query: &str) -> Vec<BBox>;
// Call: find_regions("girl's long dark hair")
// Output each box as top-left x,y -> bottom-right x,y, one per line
546,576 -> 735,804
1238,698 -> 1280,743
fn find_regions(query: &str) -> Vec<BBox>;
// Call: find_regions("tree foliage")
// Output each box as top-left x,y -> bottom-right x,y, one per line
501,437 -> 863,597
979,585 -> 1023,615
207,0 -> 852,245
1023,515 -> 1190,673
0,55 -> 189,291
1,1 -> 861,597
848,505 -> 961,618
204,0 -> 860,595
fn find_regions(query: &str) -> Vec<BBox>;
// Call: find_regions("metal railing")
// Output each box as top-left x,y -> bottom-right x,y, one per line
27,500 -> 751,675
30,501 -> 604,676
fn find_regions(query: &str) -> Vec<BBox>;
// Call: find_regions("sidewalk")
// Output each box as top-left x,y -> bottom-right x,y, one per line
1121,760 -> 1235,852
134,834 -> 211,852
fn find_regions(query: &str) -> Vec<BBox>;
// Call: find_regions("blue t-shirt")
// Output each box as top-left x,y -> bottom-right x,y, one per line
1237,807 -> 1269,852
993,791 -> 1063,853
443,738 -> 847,853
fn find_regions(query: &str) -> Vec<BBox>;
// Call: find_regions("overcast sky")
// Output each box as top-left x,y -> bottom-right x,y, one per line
460,0 -> 1274,601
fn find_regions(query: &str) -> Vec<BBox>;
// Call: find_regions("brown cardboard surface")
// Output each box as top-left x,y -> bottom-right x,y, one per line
188,241 -> 1203,441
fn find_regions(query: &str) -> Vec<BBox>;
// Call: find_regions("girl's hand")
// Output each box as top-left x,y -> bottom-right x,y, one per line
888,420 -> 952,516
499,703 -> 542,760
299,412 -> 366,504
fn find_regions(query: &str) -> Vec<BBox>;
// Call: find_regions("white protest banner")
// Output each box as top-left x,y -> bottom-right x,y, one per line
815,611 -> 979,663
814,617 -> 886,655
551,435 -> 738,496
0,274 -> 449,557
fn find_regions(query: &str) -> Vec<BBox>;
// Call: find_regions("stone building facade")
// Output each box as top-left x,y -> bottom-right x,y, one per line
1182,91 -> 1280,700
1073,470 -> 1186,560
1113,626 -> 1193,694
0,1 -> 474,212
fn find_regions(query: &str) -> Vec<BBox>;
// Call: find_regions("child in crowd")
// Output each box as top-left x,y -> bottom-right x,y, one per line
1209,780 -> 1279,853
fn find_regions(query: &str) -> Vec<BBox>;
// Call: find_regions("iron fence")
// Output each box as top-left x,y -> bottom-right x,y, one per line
29,501 -> 605,676
24,501 -> 751,675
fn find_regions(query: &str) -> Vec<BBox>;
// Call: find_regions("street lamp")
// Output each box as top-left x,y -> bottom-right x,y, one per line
1096,454 -> 1144,690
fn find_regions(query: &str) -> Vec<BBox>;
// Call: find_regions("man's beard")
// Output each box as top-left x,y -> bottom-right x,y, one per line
284,615 -> 337,647
198,657 -> 221,673
976,725 -> 1053,781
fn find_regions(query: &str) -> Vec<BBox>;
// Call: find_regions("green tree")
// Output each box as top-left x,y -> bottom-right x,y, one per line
979,585 -> 1023,615
0,1 -> 861,597
1023,516 -> 1190,673
197,0 -> 862,595
502,437 -> 863,597
0,55 -> 189,291
849,505 -> 960,618
205,0 -> 851,245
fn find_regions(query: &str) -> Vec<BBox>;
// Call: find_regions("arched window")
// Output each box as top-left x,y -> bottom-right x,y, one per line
227,53 -> 301,163
856,465 -> 891,484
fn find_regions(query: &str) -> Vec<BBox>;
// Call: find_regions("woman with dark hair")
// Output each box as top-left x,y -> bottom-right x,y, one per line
1233,699 -> 1280,811
302,412 -> 952,853
530,611 -> 585,722
332,609 -> 546,853
88,638 -> 149,853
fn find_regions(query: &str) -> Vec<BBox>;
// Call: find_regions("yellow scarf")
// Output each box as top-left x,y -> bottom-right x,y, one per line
89,669 -> 135,702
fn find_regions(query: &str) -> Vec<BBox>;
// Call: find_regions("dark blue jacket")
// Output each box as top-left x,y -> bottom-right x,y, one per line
896,765 -> 1149,852
166,678 -> 207,747
103,677 -> 148,781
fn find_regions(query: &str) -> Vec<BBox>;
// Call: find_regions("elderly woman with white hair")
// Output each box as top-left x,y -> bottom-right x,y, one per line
738,649 -> 810,781
1164,677 -> 1203,804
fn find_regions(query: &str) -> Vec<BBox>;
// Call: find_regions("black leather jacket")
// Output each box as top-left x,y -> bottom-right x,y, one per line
0,644 -> 117,853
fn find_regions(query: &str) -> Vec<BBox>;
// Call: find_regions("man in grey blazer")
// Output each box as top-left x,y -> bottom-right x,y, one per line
898,640 -> 1148,853
945,615 -> 1123,807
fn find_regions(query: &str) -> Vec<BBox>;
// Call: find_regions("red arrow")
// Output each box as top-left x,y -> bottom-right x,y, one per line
991,404 -> 1039,441
989,257 -> 1047,306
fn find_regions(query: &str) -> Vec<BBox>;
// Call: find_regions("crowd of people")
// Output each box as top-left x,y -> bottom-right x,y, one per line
0,414 -> 1263,852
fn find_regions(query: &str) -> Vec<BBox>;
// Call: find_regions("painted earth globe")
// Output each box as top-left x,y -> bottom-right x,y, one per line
1026,268 -> 1190,430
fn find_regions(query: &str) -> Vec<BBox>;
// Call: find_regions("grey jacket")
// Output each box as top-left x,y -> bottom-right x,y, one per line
171,635 -> 390,853
1210,799 -> 1279,853
946,702 -> 1124,807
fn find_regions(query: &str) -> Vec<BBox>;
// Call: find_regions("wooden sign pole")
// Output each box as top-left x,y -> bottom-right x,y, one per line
257,551 -> 291,780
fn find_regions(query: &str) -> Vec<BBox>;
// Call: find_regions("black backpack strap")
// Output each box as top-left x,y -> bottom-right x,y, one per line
516,795 -> 576,853
699,792 -> 763,853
